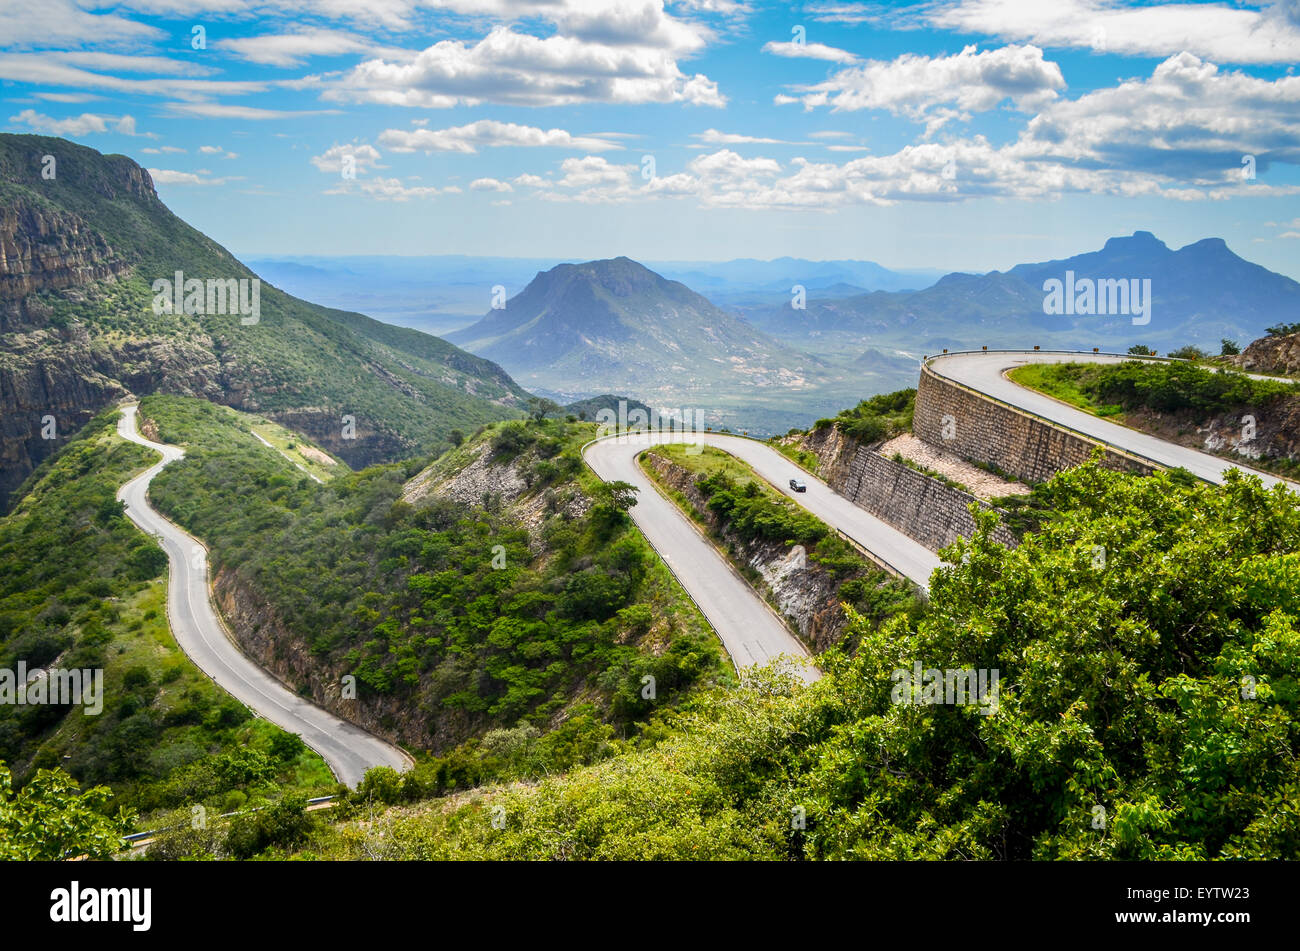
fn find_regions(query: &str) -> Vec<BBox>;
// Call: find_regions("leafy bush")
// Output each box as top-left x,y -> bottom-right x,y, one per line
819,389 -> 915,444
697,472 -> 826,547
1092,360 -> 1297,415
224,794 -> 315,859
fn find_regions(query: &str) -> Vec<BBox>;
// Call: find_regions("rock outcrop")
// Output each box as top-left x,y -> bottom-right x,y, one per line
1235,331 -> 1300,378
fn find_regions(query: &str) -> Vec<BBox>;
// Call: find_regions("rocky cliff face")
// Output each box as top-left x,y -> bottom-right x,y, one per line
0,154 -> 156,506
1235,331 -> 1300,377
0,199 -> 129,311
0,293 -> 226,507
1116,401 -> 1300,472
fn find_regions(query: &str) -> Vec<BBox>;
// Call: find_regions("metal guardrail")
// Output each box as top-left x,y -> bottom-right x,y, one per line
122,795 -> 339,845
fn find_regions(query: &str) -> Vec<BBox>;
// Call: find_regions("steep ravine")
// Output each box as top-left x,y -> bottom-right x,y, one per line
213,566 -> 488,755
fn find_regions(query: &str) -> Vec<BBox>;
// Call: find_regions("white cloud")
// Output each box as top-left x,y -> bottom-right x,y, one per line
147,167 -> 236,185
310,143 -> 383,174
0,54 -> 272,102
325,175 -> 447,201
1011,53 -> 1300,185
694,128 -> 794,145
761,40 -> 858,63
8,108 -> 139,136
469,177 -> 513,191
778,44 -> 1065,132
0,0 -> 161,49
378,119 -> 622,153
322,25 -> 725,108
163,102 -> 337,120
928,0 -> 1300,66
50,51 -> 214,75
526,51 -> 1300,210
689,148 -> 781,178
32,92 -> 102,103
215,28 -> 385,67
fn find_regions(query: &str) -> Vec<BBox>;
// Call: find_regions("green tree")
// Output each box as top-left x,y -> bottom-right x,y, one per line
527,397 -> 562,423
591,480 -> 639,520
0,763 -> 134,860
1221,338 -> 1241,356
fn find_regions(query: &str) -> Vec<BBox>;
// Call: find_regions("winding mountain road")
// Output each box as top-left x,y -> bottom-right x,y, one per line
585,350 -> 1298,681
927,350 -> 1298,490
585,432 -> 943,683
116,404 -> 412,787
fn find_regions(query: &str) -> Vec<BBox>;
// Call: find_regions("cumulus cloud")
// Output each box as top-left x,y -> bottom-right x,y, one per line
321,25 -> 725,108
310,143 -> 383,174
377,119 -> 621,153
9,108 -> 139,136
1012,52 -> 1300,184
928,0 -> 1300,65
777,44 -> 1065,132
523,54 -> 1300,210
147,168 -> 237,186
326,176 -> 449,201
469,177 -> 513,191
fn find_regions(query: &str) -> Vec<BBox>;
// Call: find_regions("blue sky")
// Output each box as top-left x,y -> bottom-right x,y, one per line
4,0 -> 1300,277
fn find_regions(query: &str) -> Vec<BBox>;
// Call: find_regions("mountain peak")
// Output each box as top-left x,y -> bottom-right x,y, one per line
1178,236 -> 1230,254
1101,230 -> 1168,253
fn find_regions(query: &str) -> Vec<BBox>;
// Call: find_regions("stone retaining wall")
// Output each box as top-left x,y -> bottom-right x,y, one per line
913,363 -> 1154,483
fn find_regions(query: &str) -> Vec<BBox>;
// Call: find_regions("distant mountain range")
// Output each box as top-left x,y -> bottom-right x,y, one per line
244,253 -> 942,339
0,134 -> 530,508
742,232 -> 1300,355
446,256 -> 913,433
647,257 -> 944,295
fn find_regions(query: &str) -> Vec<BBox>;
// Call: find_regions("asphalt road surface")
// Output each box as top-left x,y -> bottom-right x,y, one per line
584,432 -> 946,683
116,404 -> 412,787
927,350 -> 1298,490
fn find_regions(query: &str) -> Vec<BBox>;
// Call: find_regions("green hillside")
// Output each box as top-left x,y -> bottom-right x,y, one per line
0,133 -> 530,509
282,461 -> 1300,860
0,408 -> 334,829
